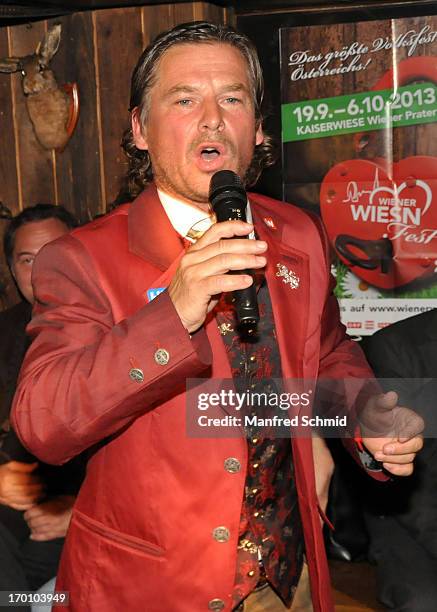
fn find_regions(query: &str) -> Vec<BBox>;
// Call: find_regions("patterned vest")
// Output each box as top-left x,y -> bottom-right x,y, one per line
215,279 -> 304,609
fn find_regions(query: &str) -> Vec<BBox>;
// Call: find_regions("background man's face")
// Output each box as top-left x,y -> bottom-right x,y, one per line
132,42 -> 264,210
11,218 -> 69,304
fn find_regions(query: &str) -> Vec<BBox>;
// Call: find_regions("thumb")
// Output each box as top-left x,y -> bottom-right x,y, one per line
374,390 -> 398,411
7,461 -> 39,473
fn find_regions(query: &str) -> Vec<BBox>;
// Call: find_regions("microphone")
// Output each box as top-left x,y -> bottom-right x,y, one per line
209,170 -> 259,327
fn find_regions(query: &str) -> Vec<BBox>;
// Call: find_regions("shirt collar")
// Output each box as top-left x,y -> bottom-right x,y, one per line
157,188 -> 254,242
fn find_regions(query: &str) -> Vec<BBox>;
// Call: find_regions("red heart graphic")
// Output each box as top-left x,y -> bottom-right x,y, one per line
320,156 -> 437,289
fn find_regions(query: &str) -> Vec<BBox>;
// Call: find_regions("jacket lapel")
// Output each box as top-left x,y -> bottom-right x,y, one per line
252,207 -> 310,380
128,184 -> 183,270
126,185 -> 185,311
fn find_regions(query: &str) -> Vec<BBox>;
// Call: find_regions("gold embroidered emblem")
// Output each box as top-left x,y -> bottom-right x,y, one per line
218,322 -> 234,335
275,263 -> 300,289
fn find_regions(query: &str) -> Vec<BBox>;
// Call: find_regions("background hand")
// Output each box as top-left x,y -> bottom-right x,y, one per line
24,494 -> 75,541
0,461 -> 44,510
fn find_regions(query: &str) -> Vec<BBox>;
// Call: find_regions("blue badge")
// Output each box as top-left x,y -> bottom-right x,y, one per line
147,287 -> 166,302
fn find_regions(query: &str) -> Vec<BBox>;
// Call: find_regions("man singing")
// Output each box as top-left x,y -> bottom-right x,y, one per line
12,22 -> 422,612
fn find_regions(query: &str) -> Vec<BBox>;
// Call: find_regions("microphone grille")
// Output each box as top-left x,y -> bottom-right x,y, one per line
210,170 -> 243,190
209,170 -> 246,205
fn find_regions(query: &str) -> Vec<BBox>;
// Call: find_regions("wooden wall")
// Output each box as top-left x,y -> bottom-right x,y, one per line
0,2 -> 229,309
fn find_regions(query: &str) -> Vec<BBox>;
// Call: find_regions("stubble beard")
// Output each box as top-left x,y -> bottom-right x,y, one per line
151,149 -> 255,210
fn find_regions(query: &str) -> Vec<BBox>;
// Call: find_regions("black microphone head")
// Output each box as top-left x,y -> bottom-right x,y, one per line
209,171 -> 247,221
209,169 -> 244,193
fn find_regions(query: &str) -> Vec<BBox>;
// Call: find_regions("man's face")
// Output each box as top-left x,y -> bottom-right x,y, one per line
132,42 -> 264,211
11,218 -> 70,304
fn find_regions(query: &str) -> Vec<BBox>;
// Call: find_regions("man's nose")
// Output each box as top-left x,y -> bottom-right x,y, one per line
198,99 -> 224,132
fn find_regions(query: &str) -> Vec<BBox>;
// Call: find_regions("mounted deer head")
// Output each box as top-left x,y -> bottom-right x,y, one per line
0,24 -> 79,151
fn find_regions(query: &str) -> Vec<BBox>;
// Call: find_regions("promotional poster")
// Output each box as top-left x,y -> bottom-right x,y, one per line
280,15 -> 437,335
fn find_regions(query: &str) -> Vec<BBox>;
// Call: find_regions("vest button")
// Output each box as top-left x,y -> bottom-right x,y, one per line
208,599 -> 225,611
224,457 -> 241,474
212,526 -> 230,543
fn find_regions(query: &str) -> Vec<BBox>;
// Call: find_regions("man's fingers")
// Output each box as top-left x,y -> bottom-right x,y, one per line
375,452 -> 416,464
208,252 -> 267,276
30,532 -> 53,542
372,435 -> 423,465
204,273 -> 254,295
181,255 -> 265,294
7,461 -> 39,473
24,505 -> 44,520
382,462 -> 414,477
190,220 -> 254,250
26,515 -> 51,531
185,241 -> 267,275
4,493 -> 40,507
8,501 -> 35,511
10,483 -> 45,496
383,436 -> 423,456
187,237 -> 267,264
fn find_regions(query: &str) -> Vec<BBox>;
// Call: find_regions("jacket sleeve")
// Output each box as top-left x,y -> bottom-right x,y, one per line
11,235 -> 212,465
310,214 -> 387,480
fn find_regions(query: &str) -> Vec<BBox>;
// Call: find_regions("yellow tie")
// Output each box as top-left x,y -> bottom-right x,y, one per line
185,215 -> 216,243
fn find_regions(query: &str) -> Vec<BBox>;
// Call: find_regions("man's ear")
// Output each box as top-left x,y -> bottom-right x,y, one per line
255,122 -> 264,147
131,107 -> 148,150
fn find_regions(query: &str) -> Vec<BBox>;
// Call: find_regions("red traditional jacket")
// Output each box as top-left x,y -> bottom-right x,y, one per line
12,185 -> 377,612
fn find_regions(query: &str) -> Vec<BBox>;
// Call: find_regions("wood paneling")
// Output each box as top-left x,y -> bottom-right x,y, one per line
0,2 -> 228,309
50,11 -> 102,221
95,7 -> 143,206
0,28 -> 18,213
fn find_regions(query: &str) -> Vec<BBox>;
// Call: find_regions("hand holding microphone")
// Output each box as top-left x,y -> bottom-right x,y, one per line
209,170 -> 260,327
168,171 -> 266,334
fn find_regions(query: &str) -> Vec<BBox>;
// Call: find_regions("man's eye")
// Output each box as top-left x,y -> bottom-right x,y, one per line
225,97 -> 241,104
21,257 -> 34,265
177,99 -> 192,106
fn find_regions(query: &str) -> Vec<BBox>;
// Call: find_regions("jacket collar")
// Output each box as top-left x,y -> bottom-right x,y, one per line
128,184 -> 184,270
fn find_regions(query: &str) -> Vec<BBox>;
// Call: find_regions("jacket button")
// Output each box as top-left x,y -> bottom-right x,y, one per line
129,368 -> 144,383
224,458 -> 241,474
208,599 -> 225,611
212,526 -> 230,543
154,348 -> 170,365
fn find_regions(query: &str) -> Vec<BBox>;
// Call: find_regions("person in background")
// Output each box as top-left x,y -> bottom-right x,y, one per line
0,204 -> 84,595
12,23 -> 422,612
362,312 -> 437,612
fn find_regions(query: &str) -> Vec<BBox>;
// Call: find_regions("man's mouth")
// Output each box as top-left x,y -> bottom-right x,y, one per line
196,143 -> 226,163
200,147 -> 220,161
